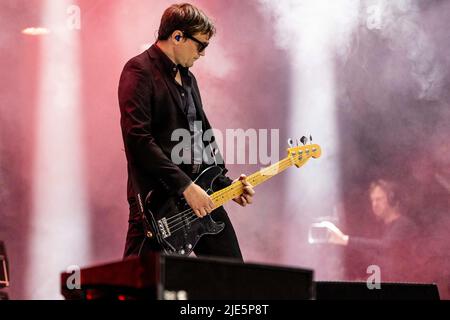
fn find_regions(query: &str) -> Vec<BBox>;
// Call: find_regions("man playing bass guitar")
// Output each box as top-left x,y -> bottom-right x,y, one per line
118,3 -> 255,260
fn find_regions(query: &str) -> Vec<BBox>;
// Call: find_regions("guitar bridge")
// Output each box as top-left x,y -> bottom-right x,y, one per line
157,218 -> 171,239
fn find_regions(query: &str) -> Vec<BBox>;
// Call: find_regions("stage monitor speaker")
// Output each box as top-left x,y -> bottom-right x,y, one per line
61,253 -> 314,300
315,281 -> 440,300
0,241 -> 9,288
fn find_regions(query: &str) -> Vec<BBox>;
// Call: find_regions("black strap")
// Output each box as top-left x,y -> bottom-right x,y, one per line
128,165 -> 154,240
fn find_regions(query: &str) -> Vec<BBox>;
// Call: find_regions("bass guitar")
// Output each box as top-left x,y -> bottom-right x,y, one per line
144,141 -> 322,255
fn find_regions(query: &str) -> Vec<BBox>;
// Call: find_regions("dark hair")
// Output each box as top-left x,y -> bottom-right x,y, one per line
157,3 -> 216,40
369,179 -> 399,207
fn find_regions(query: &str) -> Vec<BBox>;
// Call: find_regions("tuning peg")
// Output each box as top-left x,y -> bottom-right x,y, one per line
287,138 -> 294,148
300,136 -> 308,145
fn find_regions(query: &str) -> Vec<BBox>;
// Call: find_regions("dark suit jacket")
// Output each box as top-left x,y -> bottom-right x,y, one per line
118,45 -> 231,213
347,216 -> 419,280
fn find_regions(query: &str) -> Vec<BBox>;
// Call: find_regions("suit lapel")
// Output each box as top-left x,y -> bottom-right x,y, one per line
147,47 -> 187,120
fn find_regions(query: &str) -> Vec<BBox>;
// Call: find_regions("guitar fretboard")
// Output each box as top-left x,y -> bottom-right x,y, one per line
210,157 -> 294,208
210,143 -> 321,208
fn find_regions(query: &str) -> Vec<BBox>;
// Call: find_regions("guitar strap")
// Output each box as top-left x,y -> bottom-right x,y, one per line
128,164 -> 154,247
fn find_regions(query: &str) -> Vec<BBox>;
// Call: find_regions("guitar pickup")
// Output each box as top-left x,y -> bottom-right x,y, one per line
157,218 -> 171,239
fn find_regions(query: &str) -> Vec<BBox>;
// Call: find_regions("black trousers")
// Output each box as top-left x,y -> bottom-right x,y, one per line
123,204 -> 243,262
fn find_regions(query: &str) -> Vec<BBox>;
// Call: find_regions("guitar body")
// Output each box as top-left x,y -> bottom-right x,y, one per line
145,165 -> 225,255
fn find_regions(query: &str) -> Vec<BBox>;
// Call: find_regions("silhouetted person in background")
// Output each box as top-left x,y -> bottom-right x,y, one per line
321,179 -> 419,281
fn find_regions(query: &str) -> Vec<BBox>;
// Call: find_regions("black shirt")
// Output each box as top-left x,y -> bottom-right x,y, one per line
153,44 -> 203,171
348,216 -> 419,280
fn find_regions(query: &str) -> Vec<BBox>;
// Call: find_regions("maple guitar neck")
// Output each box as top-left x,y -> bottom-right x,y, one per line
210,143 -> 321,208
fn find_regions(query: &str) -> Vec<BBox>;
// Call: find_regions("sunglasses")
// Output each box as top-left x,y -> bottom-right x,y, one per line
183,33 -> 209,53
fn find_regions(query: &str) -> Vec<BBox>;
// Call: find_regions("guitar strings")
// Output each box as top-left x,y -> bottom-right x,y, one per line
162,156 -> 299,234
164,179 -> 250,227
163,180 -> 248,226
169,215 -> 200,235
164,185 -> 245,231
164,157 -> 295,233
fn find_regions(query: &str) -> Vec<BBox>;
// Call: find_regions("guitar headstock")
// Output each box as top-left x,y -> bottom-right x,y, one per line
287,137 -> 322,168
